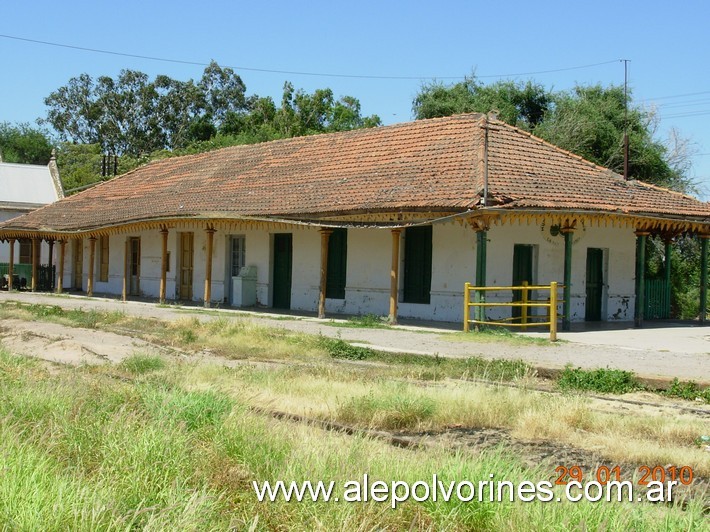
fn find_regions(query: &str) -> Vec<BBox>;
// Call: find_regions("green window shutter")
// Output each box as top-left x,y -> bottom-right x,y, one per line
403,225 -> 432,304
326,229 -> 347,299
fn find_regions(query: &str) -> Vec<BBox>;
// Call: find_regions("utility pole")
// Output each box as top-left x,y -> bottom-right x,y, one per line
622,59 -> 630,180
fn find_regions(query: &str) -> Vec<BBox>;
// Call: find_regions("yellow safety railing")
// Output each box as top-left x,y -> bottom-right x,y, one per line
464,281 -> 560,341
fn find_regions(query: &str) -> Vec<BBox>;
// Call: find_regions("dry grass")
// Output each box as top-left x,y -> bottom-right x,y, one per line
179,363 -> 710,476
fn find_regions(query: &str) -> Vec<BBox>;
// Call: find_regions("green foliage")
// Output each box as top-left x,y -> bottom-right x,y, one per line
43,63 -> 380,159
317,336 -> 374,360
535,85 -> 689,191
557,366 -> 640,394
0,122 -> 54,165
413,78 -> 550,130
663,378 -> 710,403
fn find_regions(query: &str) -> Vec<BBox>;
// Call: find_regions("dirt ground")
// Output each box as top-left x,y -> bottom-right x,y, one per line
1,291 -> 708,383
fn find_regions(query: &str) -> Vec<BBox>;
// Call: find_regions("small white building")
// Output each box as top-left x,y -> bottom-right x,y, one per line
1,114 -> 708,327
0,154 -> 64,288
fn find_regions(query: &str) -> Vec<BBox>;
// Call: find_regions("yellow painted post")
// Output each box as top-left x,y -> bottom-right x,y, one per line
521,280 -> 529,331
549,282 -> 558,342
463,282 -> 471,332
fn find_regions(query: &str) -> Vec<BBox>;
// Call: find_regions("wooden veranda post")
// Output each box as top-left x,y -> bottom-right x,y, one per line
700,235 -> 709,324
318,229 -> 332,319
159,228 -> 168,304
204,227 -> 215,307
57,240 -> 66,293
561,226 -> 574,331
87,237 -> 96,297
7,239 -> 14,291
388,229 -> 401,324
31,237 -> 39,291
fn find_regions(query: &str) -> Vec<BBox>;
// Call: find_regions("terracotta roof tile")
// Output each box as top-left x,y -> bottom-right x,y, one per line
2,113 -> 709,233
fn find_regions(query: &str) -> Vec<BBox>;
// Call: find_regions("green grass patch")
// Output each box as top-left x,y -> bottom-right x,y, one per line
557,366 -> 640,394
118,354 -> 167,375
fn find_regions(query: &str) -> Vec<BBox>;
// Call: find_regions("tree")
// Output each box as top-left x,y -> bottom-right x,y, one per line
0,122 -> 54,165
535,85 -> 690,191
413,78 -> 550,130
43,64 -> 379,157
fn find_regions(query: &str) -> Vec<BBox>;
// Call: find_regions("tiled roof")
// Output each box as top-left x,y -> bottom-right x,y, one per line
2,113 -> 709,233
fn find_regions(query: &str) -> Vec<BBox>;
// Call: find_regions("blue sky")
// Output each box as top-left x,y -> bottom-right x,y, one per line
2,1 -> 709,197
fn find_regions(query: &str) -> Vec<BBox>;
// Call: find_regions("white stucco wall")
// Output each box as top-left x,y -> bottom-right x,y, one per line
484,221 -> 636,322
58,220 -> 639,323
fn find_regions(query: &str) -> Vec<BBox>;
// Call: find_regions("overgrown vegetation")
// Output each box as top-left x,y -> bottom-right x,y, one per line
663,378 -> 710,403
556,366 -> 641,395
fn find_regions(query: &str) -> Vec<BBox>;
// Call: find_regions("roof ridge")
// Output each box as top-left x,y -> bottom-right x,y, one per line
97,113 -> 490,177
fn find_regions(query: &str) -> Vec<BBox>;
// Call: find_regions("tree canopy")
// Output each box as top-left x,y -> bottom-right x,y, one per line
0,122 -> 53,165
43,63 -> 381,158
413,79 -> 692,192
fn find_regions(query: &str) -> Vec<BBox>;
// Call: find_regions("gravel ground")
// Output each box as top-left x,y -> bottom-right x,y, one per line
1,291 -> 708,383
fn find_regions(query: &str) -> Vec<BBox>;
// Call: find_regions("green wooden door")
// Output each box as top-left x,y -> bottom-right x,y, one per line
272,233 -> 292,309
403,226 -> 432,304
326,229 -> 347,299
512,244 -> 534,320
585,248 -> 604,321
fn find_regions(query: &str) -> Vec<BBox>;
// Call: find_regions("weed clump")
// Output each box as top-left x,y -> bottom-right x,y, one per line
557,366 -> 639,394
663,378 -> 710,404
119,354 -> 167,375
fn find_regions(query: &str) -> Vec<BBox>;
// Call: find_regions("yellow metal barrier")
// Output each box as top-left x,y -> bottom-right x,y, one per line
464,281 -> 560,341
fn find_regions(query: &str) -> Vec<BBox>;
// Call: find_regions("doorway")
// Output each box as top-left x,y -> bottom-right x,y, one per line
403,226 -> 433,304
512,244 -> 534,321
179,232 -> 194,300
73,240 -> 83,290
272,233 -> 292,309
129,237 -> 141,296
585,248 -> 604,321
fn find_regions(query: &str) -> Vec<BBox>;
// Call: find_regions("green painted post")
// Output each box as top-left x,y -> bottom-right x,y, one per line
475,230 -> 487,324
700,236 -> 708,324
634,232 -> 648,328
664,240 -> 672,319
562,229 -> 573,331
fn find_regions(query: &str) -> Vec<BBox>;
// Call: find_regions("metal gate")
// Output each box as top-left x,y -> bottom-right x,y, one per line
645,278 -> 670,319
